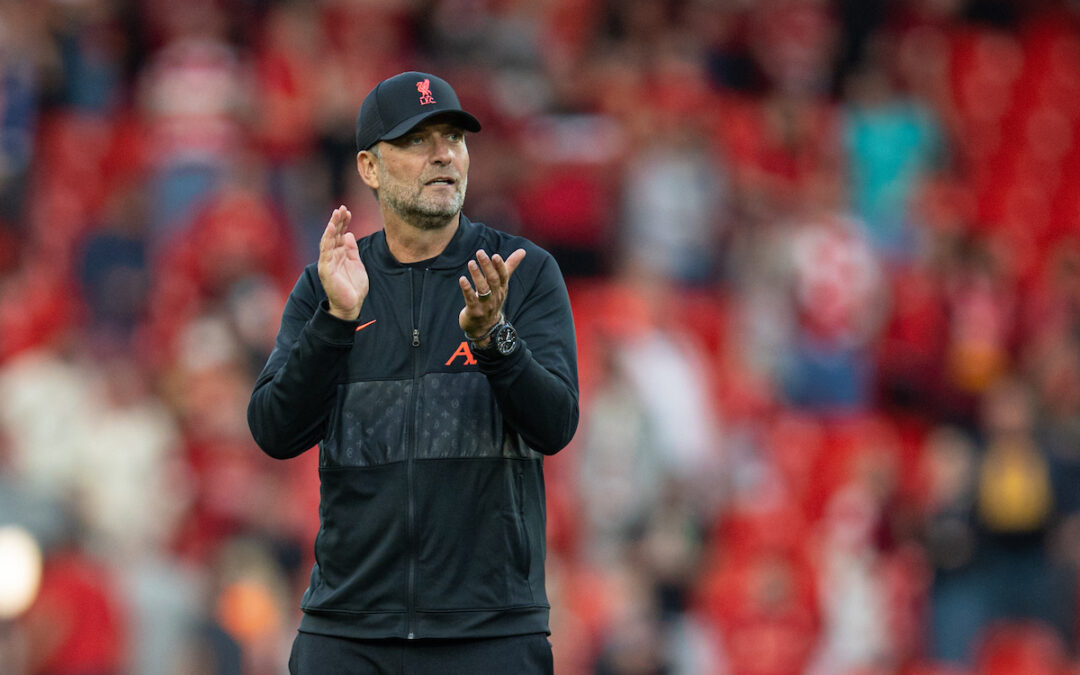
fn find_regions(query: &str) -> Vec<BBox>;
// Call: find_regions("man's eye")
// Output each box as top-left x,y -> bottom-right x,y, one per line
447,133 -> 462,142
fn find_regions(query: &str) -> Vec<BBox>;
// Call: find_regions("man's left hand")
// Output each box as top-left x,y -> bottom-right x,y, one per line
458,248 -> 526,346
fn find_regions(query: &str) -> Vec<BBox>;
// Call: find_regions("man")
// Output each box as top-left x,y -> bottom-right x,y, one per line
248,71 -> 579,673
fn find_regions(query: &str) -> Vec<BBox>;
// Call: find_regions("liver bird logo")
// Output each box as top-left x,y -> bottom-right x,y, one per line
417,79 -> 436,105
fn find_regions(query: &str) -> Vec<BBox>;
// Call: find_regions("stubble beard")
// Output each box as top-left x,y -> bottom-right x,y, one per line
380,176 -> 467,232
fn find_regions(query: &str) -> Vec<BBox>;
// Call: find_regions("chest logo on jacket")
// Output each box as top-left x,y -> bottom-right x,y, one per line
445,341 -> 477,366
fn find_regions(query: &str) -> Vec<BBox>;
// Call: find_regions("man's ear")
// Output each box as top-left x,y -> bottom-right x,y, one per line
356,150 -> 380,190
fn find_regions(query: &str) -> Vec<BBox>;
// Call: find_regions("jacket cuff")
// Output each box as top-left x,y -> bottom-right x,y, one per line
307,301 -> 361,347
474,336 -> 529,379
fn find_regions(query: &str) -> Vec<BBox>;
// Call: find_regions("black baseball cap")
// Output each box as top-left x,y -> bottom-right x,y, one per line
355,71 -> 482,152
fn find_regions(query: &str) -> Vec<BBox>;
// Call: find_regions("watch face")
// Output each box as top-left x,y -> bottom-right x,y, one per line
495,323 -> 518,356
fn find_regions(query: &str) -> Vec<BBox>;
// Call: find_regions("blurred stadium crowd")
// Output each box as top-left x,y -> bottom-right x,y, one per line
3,0 -> 1080,673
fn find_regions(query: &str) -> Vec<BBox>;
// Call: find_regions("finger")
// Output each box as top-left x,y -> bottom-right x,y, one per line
328,208 -> 344,246
476,249 -> 504,291
467,259 -> 491,296
458,275 -> 479,307
343,232 -> 359,260
488,261 -> 507,289
321,207 -> 347,252
504,248 -> 527,277
320,221 -> 338,255
489,253 -> 510,286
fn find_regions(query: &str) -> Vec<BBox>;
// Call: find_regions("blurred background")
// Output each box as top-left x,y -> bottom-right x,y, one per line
2,0 -> 1080,673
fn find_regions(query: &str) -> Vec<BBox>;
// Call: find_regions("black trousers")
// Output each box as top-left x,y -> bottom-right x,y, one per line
288,631 -> 554,675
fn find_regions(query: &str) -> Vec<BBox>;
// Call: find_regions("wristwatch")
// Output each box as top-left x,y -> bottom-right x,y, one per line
469,319 -> 518,356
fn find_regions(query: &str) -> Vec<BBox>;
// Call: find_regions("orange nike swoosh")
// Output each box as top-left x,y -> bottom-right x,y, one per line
355,319 -> 377,332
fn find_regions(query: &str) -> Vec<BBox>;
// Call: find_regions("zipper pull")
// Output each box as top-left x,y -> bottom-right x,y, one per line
412,329 -> 420,347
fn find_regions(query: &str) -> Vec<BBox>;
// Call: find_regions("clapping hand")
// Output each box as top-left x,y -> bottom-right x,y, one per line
458,248 -> 526,345
318,206 -> 368,321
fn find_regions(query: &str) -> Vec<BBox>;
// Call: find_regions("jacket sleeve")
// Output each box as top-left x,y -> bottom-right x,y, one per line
247,268 -> 359,459
475,252 -> 579,455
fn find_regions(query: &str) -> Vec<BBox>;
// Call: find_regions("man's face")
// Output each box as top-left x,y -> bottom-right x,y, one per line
369,120 -> 470,230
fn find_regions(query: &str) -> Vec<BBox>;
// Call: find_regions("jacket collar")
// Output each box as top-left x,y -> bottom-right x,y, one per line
369,214 -> 481,271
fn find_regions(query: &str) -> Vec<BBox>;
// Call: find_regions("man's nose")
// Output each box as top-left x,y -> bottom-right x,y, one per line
430,136 -> 454,164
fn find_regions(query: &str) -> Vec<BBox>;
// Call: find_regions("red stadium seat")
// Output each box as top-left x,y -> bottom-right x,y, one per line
976,620 -> 1069,675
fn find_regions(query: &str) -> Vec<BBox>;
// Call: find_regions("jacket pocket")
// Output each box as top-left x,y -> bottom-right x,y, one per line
413,458 -> 537,610
302,465 -> 409,613
512,467 -> 531,575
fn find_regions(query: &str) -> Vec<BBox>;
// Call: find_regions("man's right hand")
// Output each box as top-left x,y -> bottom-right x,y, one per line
318,205 -> 368,321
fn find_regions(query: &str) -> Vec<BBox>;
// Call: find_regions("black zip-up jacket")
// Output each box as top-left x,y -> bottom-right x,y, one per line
248,216 -> 579,641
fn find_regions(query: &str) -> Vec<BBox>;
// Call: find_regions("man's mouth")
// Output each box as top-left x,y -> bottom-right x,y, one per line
424,177 -> 457,186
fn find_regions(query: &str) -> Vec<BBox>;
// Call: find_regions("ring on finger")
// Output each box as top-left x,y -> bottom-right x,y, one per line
477,289 -> 493,299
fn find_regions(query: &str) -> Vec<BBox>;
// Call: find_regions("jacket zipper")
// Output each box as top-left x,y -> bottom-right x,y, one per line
405,268 -> 426,639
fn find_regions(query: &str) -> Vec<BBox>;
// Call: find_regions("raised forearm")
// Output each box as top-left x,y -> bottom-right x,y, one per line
477,342 -> 579,454
248,303 -> 357,459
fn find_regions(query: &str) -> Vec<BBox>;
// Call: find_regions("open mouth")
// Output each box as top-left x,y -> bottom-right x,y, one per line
425,177 -> 457,186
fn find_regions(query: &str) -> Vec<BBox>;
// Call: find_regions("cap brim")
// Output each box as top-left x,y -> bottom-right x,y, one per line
377,109 -> 482,144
